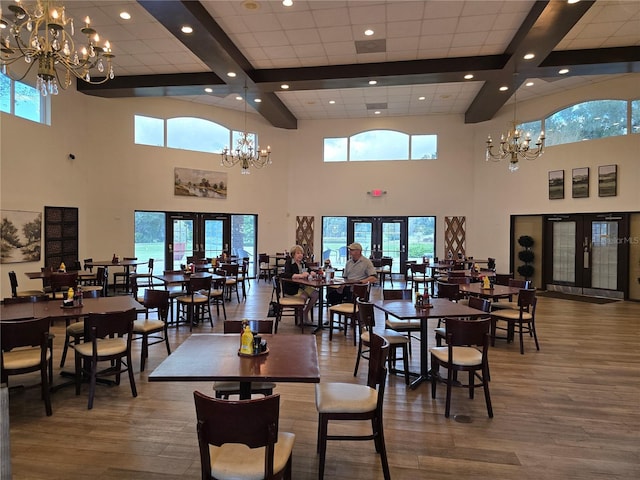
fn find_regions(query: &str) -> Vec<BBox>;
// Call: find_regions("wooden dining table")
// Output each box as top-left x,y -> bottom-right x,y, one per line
86,259 -> 145,295
149,333 -> 320,399
0,295 -> 145,322
373,298 -> 487,390
459,283 -> 521,301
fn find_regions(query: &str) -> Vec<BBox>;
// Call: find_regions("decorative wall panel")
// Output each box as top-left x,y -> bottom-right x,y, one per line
296,216 -> 314,260
44,206 -> 78,269
444,216 -> 466,258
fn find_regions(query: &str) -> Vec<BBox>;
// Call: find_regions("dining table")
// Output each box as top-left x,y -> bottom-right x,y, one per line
86,259 -> 145,295
0,295 -> 145,322
152,271 -> 225,288
373,298 -> 487,390
148,333 -> 320,399
459,283 -> 521,301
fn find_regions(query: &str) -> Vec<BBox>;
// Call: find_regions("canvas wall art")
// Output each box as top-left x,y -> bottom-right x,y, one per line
572,167 -> 589,198
598,164 -> 617,197
1,209 -> 42,263
174,168 -> 228,199
548,170 -> 564,200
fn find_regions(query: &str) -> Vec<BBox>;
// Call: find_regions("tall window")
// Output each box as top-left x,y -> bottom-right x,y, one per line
0,73 -> 49,124
134,212 -> 167,269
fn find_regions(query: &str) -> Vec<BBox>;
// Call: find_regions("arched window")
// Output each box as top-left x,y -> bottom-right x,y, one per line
167,117 -> 229,154
545,100 -> 627,147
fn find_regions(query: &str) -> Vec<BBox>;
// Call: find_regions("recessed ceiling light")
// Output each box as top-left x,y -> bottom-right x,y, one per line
374,111 -> 381,115
559,68 -> 569,74
254,98 -> 262,103
418,96 -> 426,101
181,25 -> 193,34
499,86 -> 509,91
235,96 -> 243,101
523,53 -> 535,60
525,81 -> 534,87
568,0 -> 581,4
204,87 -> 213,93
329,100 -> 336,104
280,84 -> 289,89
369,80 -> 377,85
227,72 -> 237,78
364,29 -> 374,36
464,74 -> 474,80
282,0 -> 293,6
119,11 -> 131,20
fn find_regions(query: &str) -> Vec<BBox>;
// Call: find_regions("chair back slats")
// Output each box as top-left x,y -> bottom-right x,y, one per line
143,289 -> 170,320
517,289 -> 536,309
1,317 -> 51,351
437,282 -> 460,300
382,289 -> 412,300
356,299 -> 376,330
444,317 -> 491,348
84,308 -> 136,340
366,332 -> 389,391
186,275 -> 212,295
224,320 -> 273,334
509,279 -> 531,289
351,283 -> 371,303
193,391 -> 281,477
49,272 -> 78,292
467,296 -> 491,313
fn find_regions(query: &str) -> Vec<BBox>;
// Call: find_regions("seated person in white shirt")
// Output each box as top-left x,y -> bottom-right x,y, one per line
327,242 -> 378,305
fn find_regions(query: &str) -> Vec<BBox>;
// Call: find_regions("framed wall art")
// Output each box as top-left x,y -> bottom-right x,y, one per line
1,209 -> 42,263
174,167 -> 228,199
598,164 -> 617,197
572,167 -> 589,199
548,170 -> 564,200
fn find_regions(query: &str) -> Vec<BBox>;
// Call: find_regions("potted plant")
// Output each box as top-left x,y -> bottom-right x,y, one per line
517,235 -> 535,281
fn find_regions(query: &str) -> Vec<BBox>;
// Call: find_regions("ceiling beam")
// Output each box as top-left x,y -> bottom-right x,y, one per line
137,0 -> 297,129
465,0 -> 595,124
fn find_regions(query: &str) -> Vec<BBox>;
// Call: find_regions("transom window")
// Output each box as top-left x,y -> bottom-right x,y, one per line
0,73 -> 50,125
324,130 -> 437,162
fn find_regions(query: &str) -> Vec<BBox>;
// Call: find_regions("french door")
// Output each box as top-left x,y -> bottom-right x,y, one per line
166,213 -> 230,270
543,213 -> 629,298
347,217 -> 407,273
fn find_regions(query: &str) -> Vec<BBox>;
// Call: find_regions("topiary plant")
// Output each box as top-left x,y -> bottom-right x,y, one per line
517,235 -> 535,281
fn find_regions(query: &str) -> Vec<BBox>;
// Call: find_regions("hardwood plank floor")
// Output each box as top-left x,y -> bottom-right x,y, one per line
5,279 -> 640,479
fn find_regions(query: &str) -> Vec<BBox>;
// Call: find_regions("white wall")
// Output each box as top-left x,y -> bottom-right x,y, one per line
1,75 -> 639,298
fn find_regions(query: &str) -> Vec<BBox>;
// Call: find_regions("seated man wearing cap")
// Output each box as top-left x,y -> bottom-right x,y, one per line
327,242 -> 378,305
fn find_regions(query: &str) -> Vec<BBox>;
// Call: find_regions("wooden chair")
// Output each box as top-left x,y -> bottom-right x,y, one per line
436,281 -> 460,301
258,253 -> 273,282
315,332 -> 391,480
491,279 -> 532,310
355,299 -> 410,385
8,270 -> 45,298
1,317 -> 52,416
237,258 -> 250,299
490,289 -> 539,354
132,289 -> 171,372
430,317 -> 493,418
213,320 -> 276,399
162,269 -> 188,325
378,257 -> 393,287
59,288 -> 101,368
218,263 -> 240,302
328,283 -> 370,344
494,272 -> 514,286
176,275 -> 214,331
112,257 -> 137,293
193,391 -> 294,480
82,266 -> 106,297
48,271 -> 78,300
435,296 -> 490,346
210,276 -> 227,321
382,288 -> 419,355
133,258 -> 154,288
407,263 -> 435,295
73,308 -> 137,410
272,277 -> 306,333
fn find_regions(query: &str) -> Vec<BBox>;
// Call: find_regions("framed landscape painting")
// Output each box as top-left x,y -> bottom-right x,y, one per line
548,170 -> 564,199
174,168 -> 227,199
572,167 -> 589,198
598,164 -> 617,197
1,209 -> 42,263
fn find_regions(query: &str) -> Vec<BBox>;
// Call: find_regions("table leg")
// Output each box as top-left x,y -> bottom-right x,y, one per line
409,316 -> 431,390
312,285 -> 326,334
239,381 -> 252,400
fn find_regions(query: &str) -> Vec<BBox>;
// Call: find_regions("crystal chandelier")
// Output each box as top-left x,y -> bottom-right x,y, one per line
0,0 -> 114,96
486,85 -> 544,172
220,86 -> 272,175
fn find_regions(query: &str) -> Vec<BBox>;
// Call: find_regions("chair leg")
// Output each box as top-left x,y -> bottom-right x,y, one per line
354,340 -> 363,377
317,414 -> 329,479
483,365 -> 493,418
518,322 -> 525,354
60,331 -> 71,367
141,334 -> 149,372
373,416 -> 391,480
402,344 -> 410,385
40,360 -> 52,416
128,352 -> 138,399
445,365 -> 454,418
87,358 -> 97,410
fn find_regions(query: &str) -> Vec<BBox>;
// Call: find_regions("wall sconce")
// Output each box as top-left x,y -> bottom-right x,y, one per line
367,189 -> 387,197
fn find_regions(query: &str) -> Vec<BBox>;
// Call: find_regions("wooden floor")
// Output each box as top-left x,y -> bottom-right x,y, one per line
5,279 -> 640,479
